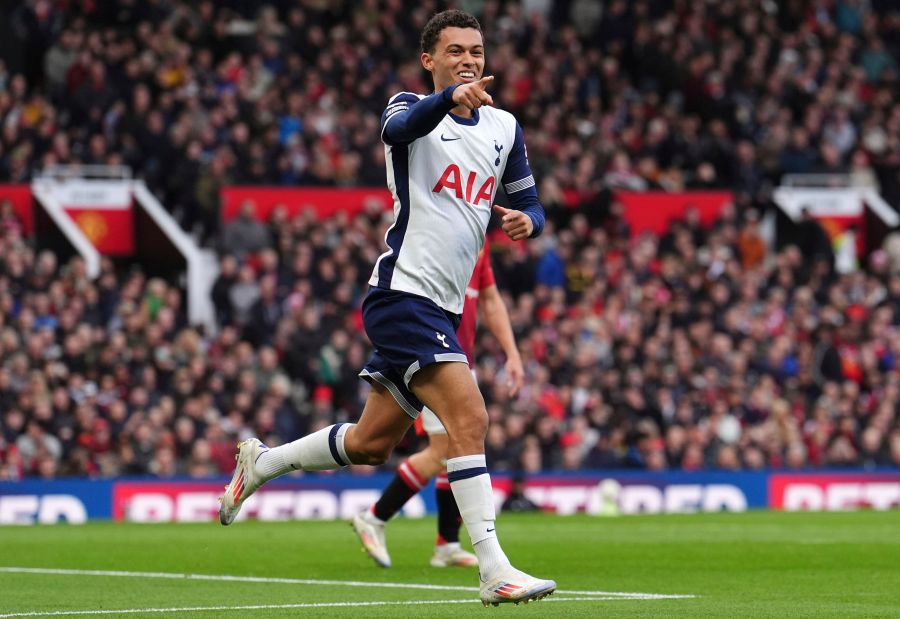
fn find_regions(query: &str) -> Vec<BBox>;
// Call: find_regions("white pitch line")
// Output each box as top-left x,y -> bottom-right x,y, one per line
0,597 -> 678,618
0,566 -> 698,600
563,589 -> 697,599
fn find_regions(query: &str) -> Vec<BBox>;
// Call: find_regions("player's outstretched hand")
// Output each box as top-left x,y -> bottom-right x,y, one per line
453,75 -> 494,110
505,353 -> 524,397
493,204 -> 533,241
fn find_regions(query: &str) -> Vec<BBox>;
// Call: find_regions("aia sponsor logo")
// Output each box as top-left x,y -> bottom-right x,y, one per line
432,164 -> 495,207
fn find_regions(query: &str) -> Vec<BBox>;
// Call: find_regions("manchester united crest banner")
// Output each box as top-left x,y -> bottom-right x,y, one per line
57,181 -> 135,255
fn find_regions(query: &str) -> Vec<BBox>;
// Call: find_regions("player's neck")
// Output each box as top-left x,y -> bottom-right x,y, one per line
450,104 -> 474,119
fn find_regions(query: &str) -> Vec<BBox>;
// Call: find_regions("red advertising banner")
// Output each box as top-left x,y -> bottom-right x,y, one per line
220,187 -> 393,224
0,184 -> 34,235
111,480 -> 393,523
616,191 -> 734,237
112,481 -> 226,522
220,187 -> 737,242
769,473 -> 900,511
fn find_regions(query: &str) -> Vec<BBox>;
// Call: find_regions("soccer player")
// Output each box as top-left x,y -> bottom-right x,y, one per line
352,241 -> 523,569
219,9 -> 556,605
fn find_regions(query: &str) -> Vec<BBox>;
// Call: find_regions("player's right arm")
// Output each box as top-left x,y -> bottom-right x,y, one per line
381,77 -> 494,145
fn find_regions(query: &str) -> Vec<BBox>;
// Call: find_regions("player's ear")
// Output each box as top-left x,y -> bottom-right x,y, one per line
421,52 -> 433,72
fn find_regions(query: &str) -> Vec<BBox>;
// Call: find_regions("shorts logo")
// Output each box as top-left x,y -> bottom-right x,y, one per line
436,332 -> 450,348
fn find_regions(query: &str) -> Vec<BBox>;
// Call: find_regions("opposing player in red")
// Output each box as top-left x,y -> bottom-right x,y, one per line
352,241 -> 523,569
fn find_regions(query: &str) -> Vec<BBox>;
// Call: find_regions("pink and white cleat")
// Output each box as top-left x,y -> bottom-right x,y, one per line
430,543 -> 478,568
218,438 -> 267,525
351,509 -> 392,568
479,565 -> 556,606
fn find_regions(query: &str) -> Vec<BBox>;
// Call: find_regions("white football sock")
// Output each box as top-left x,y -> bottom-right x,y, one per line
255,423 -> 353,480
447,454 -> 510,580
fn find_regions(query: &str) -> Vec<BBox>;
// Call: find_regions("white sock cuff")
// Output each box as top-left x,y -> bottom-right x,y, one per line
446,454 -> 487,479
332,423 -> 353,466
289,423 -> 355,471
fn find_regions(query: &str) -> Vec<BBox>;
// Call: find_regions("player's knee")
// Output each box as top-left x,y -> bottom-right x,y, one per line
449,407 -> 488,445
471,408 -> 489,440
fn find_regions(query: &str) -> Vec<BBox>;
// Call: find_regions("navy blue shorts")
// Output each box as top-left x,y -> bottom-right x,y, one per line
359,287 -> 466,418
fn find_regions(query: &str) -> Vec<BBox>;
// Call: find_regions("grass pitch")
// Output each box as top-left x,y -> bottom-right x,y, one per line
0,511 -> 898,618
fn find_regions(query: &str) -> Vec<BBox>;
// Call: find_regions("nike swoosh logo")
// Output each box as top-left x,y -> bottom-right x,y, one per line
441,134 -> 461,142
486,528 -> 495,532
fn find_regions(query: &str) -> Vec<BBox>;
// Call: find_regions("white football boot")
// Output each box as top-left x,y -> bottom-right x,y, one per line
219,438 -> 267,525
479,566 -> 556,606
351,510 -> 392,568
430,543 -> 479,568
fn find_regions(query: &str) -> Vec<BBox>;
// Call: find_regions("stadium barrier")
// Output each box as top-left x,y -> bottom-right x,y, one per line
615,191 -> 734,237
1,470 -> 898,525
218,187 -> 737,235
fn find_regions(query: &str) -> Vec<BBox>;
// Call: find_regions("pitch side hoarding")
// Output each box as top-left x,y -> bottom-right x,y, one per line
1,471 -> 897,525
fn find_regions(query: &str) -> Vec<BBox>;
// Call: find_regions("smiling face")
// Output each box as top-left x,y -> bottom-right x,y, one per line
421,26 -> 484,92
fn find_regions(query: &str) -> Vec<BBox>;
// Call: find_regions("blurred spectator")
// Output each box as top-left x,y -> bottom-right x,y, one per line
737,210 -> 766,271
796,208 -> 835,272
501,474 -> 540,513
220,200 -> 272,258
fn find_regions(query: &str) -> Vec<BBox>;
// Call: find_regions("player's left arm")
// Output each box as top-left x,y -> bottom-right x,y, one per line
478,282 -> 524,396
495,122 -> 545,241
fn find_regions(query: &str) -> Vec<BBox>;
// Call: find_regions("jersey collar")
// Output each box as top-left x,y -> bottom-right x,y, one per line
448,108 -> 480,126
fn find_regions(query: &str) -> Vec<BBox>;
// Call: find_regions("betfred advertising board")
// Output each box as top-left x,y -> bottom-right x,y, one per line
1,470 -> 898,525
492,472 -> 760,516
769,472 -> 900,511
111,479 -> 426,524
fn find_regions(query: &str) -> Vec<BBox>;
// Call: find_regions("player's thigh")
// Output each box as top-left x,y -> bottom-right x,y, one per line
345,382 -> 414,463
409,361 -> 487,439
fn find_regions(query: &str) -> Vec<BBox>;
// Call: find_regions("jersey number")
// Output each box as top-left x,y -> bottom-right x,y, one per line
432,164 -> 496,207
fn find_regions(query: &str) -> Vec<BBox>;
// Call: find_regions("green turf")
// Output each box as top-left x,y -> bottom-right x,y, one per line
0,511 -> 898,617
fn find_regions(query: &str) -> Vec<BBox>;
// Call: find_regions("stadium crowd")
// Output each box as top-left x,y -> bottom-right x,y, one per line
1,0 -> 899,235
4,195 -> 900,480
2,0 -> 900,479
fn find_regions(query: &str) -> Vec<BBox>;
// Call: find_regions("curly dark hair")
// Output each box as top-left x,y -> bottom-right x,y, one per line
420,10 -> 483,54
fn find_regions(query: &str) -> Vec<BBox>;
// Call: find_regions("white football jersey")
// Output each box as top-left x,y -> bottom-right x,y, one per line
370,91 -> 536,314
